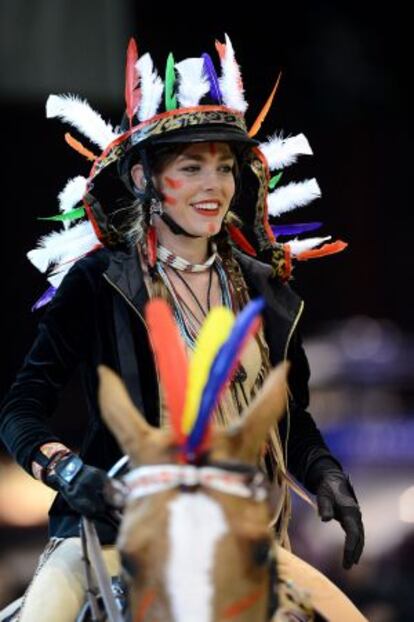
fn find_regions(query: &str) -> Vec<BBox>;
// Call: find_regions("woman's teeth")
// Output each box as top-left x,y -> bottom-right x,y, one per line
192,202 -> 220,211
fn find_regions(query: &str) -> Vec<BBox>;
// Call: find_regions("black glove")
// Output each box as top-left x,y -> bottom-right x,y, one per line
44,452 -> 111,519
306,458 -> 364,569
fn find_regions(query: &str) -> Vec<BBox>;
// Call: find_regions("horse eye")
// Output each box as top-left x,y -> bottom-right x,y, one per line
120,552 -> 139,579
252,539 -> 271,566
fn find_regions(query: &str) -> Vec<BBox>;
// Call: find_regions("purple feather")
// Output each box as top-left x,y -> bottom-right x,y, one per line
31,286 -> 57,311
271,222 -> 322,237
202,53 -> 222,103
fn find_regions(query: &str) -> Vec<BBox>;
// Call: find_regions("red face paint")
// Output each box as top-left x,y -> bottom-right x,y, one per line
163,194 -> 177,206
207,223 -> 215,234
164,176 -> 184,190
209,143 -> 217,156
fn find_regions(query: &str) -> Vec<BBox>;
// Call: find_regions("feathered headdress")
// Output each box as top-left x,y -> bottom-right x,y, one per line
28,34 -> 346,309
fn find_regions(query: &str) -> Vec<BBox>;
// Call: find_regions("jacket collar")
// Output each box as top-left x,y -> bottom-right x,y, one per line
234,250 -> 303,324
234,250 -> 304,364
103,244 -> 148,311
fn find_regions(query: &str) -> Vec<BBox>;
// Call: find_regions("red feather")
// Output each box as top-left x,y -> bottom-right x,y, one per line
227,224 -> 257,256
125,38 -> 140,128
215,39 -> 226,60
145,299 -> 189,443
146,225 -> 157,268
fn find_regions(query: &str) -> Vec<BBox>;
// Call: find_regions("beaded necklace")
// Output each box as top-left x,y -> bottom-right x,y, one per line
156,256 -> 232,349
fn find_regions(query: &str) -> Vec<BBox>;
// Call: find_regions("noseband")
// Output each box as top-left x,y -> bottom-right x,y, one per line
124,461 -> 269,502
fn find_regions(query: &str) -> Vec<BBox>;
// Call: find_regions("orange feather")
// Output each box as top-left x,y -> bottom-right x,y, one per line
296,240 -> 348,261
248,72 -> 282,138
145,299 -> 188,443
64,133 -> 97,161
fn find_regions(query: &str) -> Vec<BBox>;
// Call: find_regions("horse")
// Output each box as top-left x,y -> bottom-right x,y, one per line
96,362 -> 314,622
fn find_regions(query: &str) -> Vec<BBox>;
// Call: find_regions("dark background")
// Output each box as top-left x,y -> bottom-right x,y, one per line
0,2 -> 412,618
1,1 -> 410,405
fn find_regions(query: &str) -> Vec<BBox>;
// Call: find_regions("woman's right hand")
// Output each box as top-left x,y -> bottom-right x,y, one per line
44,453 -> 112,518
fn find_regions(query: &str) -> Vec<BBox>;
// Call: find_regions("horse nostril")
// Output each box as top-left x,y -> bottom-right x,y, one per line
252,539 -> 270,566
179,483 -> 200,493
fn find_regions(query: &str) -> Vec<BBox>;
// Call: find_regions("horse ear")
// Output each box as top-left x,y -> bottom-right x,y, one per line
97,365 -> 159,464
210,362 -> 289,464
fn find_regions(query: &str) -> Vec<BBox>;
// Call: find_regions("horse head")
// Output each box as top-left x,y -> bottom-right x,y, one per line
98,359 -> 287,622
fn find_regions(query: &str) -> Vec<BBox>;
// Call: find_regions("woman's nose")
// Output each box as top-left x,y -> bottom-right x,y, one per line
201,169 -> 220,190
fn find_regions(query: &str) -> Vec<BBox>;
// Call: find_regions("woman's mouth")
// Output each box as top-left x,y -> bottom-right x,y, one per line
191,201 -> 221,217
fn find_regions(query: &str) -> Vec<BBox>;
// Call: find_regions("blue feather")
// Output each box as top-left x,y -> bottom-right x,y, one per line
31,286 -> 57,311
202,53 -> 222,103
186,298 -> 265,454
271,222 -> 322,237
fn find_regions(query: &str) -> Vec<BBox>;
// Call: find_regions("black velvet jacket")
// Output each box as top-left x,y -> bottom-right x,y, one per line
0,246 -> 334,543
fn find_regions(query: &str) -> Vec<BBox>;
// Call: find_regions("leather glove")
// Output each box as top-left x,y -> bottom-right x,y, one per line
44,452 -> 112,519
307,458 -> 364,569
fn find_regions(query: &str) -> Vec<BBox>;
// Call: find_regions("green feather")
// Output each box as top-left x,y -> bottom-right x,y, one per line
165,52 -> 177,111
38,207 -> 85,222
268,172 -> 283,190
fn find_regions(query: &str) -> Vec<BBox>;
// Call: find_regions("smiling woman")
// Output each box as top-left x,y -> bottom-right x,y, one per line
0,34 -> 365,621
133,142 -> 236,239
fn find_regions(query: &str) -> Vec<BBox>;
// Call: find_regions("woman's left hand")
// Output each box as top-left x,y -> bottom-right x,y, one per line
315,470 -> 364,569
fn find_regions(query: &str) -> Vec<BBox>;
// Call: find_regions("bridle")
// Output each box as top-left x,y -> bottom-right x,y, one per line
124,461 -> 278,622
79,459 -> 278,622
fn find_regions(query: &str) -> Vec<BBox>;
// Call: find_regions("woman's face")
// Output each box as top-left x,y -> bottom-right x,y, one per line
154,142 -> 236,238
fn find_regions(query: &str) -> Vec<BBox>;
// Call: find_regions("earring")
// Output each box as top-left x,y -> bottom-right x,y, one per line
149,196 -> 163,217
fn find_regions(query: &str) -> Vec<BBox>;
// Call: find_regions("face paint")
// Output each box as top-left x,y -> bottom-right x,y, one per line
207,223 -> 215,234
163,193 -> 177,206
208,143 -> 217,156
164,176 -> 184,190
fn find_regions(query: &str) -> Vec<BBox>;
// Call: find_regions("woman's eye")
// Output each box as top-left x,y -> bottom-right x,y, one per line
219,164 -> 233,173
181,165 -> 200,173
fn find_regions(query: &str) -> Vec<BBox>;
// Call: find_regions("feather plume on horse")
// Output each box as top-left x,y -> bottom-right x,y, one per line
95,298 -> 313,622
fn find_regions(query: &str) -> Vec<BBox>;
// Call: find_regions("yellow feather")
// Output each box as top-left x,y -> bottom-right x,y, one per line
182,307 -> 235,434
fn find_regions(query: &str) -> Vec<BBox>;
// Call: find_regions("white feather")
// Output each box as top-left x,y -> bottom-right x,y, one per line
57,176 -> 88,229
27,221 -> 100,273
287,236 -> 332,256
268,178 -> 321,217
175,58 -> 209,108
136,53 -> 164,122
260,133 -> 313,170
218,34 -> 248,113
47,267 -> 73,288
46,94 -> 119,150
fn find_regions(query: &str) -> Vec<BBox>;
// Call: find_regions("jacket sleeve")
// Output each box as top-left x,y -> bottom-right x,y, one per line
0,262 -> 96,473
279,329 -> 342,486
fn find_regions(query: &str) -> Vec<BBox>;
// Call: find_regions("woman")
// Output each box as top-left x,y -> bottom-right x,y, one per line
0,36 -> 365,621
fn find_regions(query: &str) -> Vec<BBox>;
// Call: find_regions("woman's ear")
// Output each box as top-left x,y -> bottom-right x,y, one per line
130,163 -> 146,191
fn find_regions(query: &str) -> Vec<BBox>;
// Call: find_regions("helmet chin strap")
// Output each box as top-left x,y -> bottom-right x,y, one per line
160,211 -> 202,239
